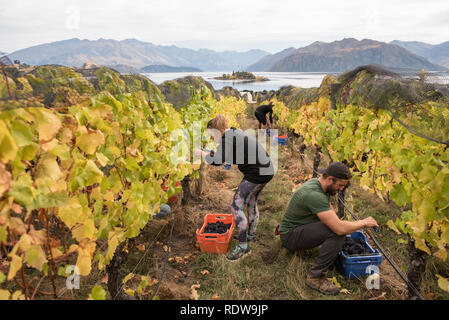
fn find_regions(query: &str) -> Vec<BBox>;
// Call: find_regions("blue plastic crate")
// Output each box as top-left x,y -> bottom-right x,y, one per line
337,231 -> 382,279
273,136 -> 287,146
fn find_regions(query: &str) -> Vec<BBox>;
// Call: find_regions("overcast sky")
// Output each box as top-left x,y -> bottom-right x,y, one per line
1,0 -> 449,54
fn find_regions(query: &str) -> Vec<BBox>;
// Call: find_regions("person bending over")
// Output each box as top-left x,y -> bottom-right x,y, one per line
279,162 -> 379,294
195,115 -> 274,261
254,102 -> 273,130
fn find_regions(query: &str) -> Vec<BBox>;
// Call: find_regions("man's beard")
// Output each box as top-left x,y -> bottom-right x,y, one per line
326,184 -> 338,195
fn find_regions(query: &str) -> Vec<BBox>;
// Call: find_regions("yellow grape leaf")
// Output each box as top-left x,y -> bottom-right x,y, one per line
7,254 -> 23,280
76,242 -> 96,276
124,289 -> 135,296
29,108 -> 62,142
328,277 -> 341,288
108,146 -> 121,157
25,245 -> 48,271
51,247 -> 63,260
435,248 -> 448,262
76,128 -> 105,155
436,275 -> 449,292
36,153 -> 62,181
105,233 -> 119,263
72,219 -> 96,241
441,223 -> 449,243
76,252 -> 91,276
414,238 -> 431,255
212,294 -> 220,300
387,220 -> 401,235
122,273 -> 135,284
68,244 -> 79,253
0,289 -> 10,300
200,270 -> 210,275
40,139 -> 58,152
95,152 -> 109,167
16,234 -> 32,254
0,162 -> 12,198
0,120 -> 18,163
58,198 -> 85,229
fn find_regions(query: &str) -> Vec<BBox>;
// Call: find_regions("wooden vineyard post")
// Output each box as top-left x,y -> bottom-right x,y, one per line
337,187 -> 346,218
195,160 -> 206,198
312,145 -> 322,178
181,175 -> 192,206
299,144 -> 306,164
407,237 -> 427,299
106,240 -> 138,300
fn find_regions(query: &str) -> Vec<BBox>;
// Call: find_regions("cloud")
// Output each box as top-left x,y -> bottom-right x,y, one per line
1,0 -> 448,53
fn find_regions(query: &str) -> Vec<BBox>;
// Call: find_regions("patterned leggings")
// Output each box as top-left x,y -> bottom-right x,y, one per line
231,179 -> 267,244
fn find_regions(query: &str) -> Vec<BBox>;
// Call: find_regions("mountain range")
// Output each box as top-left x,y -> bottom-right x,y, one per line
390,40 -> 449,67
5,38 -> 449,73
247,38 -> 446,72
8,38 -> 268,71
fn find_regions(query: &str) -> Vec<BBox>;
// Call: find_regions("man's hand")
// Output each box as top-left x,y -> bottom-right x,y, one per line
362,216 -> 379,228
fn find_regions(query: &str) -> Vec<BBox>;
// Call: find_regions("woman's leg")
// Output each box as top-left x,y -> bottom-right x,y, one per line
230,179 -> 255,245
247,183 -> 266,238
231,179 -> 250,245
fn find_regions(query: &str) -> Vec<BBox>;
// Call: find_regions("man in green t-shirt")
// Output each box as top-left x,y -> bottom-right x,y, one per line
279,162 -> 378,295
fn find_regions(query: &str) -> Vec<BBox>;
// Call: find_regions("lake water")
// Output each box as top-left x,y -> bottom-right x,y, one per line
142,71 -> 448,92
142,71 -> 332,92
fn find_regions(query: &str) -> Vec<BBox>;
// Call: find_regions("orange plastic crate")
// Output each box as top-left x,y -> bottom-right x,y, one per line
196,214 -> 235,254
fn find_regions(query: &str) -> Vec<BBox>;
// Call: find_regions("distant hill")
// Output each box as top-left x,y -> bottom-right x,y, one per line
251,38 -> 446,72
8,38 -> 269,71
246,47 -> 297,71
141,65 -> 203,73
391,40 -> 449,67
106,64 -> 142,74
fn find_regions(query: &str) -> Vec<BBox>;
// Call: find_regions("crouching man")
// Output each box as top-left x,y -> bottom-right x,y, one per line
279,162 -> 378,294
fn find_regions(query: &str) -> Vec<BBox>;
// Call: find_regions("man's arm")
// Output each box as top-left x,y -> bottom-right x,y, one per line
317,209 -> 378,236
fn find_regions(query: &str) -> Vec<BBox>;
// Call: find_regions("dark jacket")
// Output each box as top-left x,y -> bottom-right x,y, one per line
255,104 -> 273,123
205,127 -> 274,184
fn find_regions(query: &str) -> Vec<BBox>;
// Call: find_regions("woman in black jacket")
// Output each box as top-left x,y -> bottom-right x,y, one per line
195,115 -> 274,261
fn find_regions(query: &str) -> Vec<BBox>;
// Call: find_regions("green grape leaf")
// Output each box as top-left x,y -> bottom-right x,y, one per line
389,184 -> 408,207
25,245 -> 48,271
89,285 -> 106,300
10,120 -> 34,147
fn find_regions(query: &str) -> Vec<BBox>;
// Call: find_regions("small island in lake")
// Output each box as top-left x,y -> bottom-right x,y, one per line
213,71 -> 269,82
